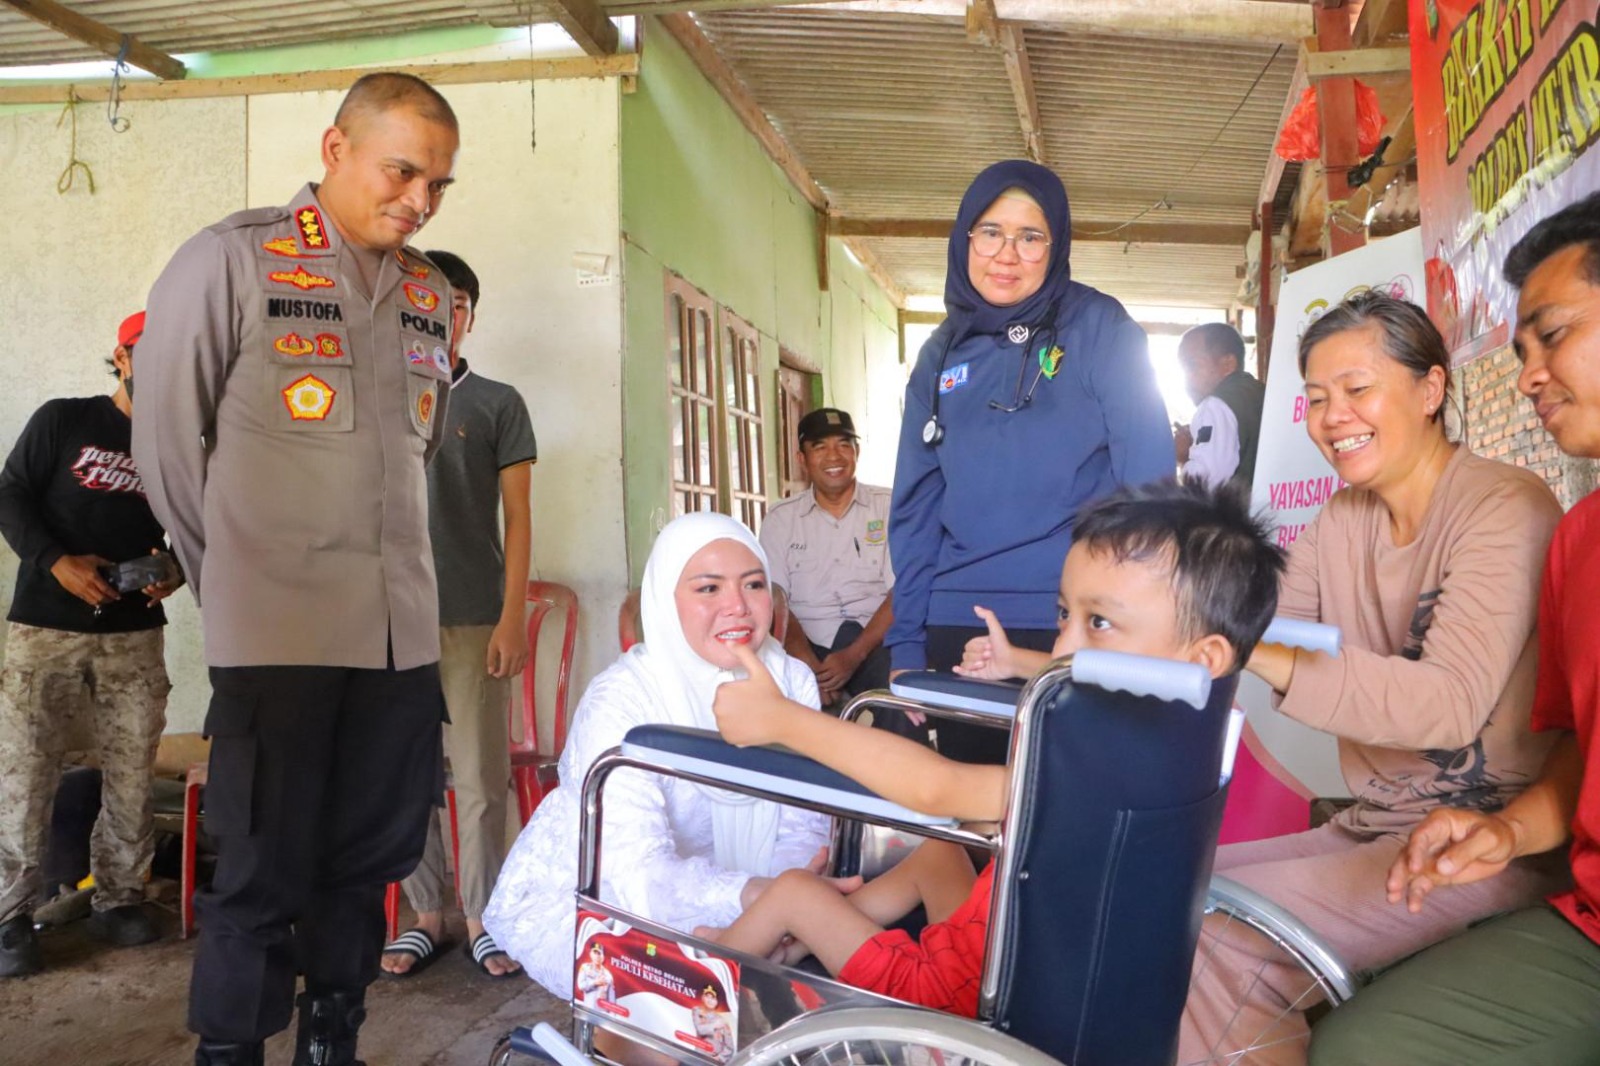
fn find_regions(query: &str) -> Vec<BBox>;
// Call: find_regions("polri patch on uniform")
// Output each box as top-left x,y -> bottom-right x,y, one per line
316,333 -> 345,359
403,283 -> 440,313
268,266 -> 336,292
296,206 -> 330,251
939,362 -> 970,393
282,374 -> 336,421
406,340 -> 429,365
273,332 -> 315,358
864,519 -> 886,545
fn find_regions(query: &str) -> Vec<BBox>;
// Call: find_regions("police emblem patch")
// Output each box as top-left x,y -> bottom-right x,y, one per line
403,283 -> 439,313
315,333 -> 344,359
268,267 -> 336,292
296,206 -> 329,250
282,374 -> 335,420
418,389 -> 435,426
939,362 -> 970,393
273,332 -> 314,357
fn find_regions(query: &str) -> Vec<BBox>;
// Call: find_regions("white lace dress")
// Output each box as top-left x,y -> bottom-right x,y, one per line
482,651 -> 831,998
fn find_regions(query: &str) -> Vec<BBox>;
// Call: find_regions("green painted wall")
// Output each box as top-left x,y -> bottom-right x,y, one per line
619,19 -> 899,580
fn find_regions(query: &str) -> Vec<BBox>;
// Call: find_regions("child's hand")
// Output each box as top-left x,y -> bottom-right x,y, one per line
715,642 -> 797,748
953,606 -> 1019,679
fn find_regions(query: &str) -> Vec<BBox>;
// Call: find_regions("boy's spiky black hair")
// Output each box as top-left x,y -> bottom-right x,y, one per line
1073,478 -> 1285,672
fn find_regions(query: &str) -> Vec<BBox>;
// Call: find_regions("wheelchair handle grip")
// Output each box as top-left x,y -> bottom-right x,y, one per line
1070,649 -> 1211,709
1261,618 -> 1341,657
528,1022 -> 593,1066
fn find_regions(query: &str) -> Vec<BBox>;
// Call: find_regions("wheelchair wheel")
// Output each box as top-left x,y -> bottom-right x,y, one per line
1180,875 -> 1364,1066
729,1006 -> 1064,1066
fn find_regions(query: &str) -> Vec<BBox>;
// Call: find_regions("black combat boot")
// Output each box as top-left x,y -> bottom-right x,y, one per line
291,990 -> 368,1066
193,1040 -> 264,1066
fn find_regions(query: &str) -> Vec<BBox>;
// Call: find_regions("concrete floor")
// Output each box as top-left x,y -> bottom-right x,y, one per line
0,899 -> 571,1066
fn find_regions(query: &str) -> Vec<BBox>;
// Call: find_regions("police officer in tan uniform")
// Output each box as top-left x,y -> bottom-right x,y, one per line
133,73 -> 459,1066
759,409 -> 898,718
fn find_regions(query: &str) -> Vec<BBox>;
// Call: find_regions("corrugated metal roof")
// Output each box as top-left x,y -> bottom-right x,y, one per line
695,8 -> 1295,305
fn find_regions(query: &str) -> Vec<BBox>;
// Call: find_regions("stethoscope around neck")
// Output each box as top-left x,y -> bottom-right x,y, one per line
922,304 -> 1062,446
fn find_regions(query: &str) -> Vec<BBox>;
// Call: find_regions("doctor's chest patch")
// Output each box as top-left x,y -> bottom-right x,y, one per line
939,362 -> 970,393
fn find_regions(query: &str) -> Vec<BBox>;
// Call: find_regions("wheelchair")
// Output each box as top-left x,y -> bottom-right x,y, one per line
490,619 -> 1357,1066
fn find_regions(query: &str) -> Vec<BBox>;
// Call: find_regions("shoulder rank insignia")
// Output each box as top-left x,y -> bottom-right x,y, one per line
269,267 -> 336,292
403,283 -> 439,313
282,374 -> 336,421
273,332 -> 315,357
296,206 -> 329,251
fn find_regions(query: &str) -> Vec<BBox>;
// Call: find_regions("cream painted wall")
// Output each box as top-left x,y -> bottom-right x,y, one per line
0,79 -> 624,737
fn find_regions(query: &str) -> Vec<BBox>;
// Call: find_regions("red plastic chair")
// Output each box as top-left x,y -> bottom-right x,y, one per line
512,581 -> 580,826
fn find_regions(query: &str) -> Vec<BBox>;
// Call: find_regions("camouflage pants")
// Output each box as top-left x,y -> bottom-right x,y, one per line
0,623 -> 169,922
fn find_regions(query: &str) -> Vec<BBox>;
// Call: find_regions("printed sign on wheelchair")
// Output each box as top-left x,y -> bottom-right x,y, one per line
574,910 -> 741,1062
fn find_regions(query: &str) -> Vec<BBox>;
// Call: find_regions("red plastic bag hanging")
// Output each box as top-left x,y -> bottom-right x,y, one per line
1274,80 -> 1385,161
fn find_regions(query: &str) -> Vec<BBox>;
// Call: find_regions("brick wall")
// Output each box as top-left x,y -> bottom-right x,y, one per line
1456,346 -> 1598,509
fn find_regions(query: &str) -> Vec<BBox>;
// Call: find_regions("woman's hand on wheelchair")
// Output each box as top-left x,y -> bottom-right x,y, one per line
1386,807 -> 1519,913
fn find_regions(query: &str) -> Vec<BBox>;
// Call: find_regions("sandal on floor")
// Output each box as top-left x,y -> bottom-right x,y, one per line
465,932 -> 521,980
380,928 -> 450,980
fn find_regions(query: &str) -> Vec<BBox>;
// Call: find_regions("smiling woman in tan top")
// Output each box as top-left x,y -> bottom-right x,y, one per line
1178,293 -> 1569,1066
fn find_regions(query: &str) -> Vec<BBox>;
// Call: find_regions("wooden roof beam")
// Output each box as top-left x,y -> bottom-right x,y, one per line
965,0 -> 1001,45
654,14 -> 827,213
1304,44 -> 1409,81
2,0 -> 185,80
834,218 -> 1251,245
546,0 -> 620,56
966,0 -> 1047,165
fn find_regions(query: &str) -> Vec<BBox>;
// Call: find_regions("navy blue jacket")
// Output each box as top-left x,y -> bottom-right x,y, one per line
886,283 -> 1175,670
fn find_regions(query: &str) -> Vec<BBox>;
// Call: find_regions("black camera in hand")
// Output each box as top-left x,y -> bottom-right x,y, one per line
99,552 -> 181,593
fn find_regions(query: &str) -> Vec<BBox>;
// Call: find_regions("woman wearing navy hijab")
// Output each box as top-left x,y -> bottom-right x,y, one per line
887,161 -> 1173,759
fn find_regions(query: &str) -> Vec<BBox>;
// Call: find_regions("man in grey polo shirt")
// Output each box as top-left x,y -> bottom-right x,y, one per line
381,250 -> 535,982
760,408 -> 900,722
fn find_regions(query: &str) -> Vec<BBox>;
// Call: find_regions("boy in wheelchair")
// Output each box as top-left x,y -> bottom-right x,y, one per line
696,479 -> 1283,1018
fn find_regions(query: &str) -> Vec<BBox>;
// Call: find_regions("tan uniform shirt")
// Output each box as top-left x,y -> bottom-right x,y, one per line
1275,445 -> 1563,834
759,483 -> 894,647
133,183 -> 453,669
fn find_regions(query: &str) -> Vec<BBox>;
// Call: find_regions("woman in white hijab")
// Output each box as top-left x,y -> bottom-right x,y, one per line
483,512 -> 832,997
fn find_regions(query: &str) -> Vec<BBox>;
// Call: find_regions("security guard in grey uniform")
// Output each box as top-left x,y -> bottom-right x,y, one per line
133,73 -> 460,1066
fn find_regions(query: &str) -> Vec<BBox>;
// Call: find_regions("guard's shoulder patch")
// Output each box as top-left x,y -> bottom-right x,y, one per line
1195,425 -> 1214,444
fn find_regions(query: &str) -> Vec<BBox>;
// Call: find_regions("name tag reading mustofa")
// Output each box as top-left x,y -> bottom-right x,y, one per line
401,311 -> 447,340
268,297 -> 343,321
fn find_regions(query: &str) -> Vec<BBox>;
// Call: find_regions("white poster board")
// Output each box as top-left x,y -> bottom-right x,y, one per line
1244,228 -> 1426,799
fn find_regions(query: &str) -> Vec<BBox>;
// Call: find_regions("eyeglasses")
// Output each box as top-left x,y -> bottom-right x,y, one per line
968,224 -> 1052,263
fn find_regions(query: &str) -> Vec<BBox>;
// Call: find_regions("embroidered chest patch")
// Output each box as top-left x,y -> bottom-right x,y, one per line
282,374 -> 336,421
268,266 -> 335,292
864,519 -> 886,545
939,362 -> 970,393
403,283 -> 439,312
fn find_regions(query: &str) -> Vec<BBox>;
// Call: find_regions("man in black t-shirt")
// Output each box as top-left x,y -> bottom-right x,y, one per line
0,312 -> 183,978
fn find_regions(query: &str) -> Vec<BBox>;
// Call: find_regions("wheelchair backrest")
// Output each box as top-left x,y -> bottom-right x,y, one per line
987,664 -> 1239,1066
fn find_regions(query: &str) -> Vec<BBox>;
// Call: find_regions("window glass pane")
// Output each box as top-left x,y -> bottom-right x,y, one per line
695,312 -> 713,395
724,330 -> 740,405
749,424 -> 765,494
672,398 -> 690,481
668,296 -> 685,389
696,403 -> 714,487
728,419 -> 744,492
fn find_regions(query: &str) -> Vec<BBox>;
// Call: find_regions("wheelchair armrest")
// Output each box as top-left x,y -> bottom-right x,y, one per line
620,724 -> 960,829
888,671 -> 1022,719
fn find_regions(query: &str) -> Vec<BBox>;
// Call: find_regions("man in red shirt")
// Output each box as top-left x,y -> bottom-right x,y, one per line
1307,193 -> 1600,1063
